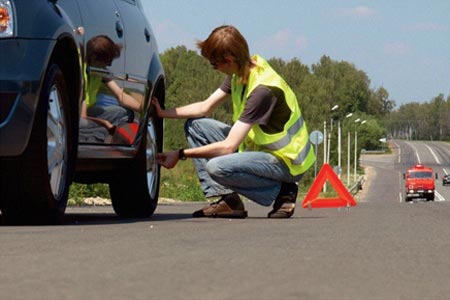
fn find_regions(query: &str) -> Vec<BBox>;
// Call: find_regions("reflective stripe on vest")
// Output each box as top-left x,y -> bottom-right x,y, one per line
261,115 -> 303,150
259,115 -> 313,166
231,55 -> 315,175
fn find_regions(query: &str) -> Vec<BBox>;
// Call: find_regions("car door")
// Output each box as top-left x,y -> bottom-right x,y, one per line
112,0 -> 152,144
76,0 -> 128,145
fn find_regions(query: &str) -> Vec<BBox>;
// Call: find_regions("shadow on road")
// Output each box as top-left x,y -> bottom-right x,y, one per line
63,211 -> 193,225
0,211 -> 193,226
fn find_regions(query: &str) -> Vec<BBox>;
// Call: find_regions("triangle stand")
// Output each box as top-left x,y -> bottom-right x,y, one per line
302,163 -> 357,209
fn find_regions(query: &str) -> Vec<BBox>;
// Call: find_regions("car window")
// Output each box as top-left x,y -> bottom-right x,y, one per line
410,171 -> 432,179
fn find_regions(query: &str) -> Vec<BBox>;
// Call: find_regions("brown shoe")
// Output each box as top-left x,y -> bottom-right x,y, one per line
268,183 -> 298,218
193,193 -> 248,218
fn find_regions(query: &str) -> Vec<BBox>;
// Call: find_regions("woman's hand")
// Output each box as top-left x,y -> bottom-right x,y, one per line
151,97 -> 165,118
156,150 -> 179,169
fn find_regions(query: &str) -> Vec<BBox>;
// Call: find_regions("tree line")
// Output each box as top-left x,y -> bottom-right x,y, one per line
386,94 -> 450,141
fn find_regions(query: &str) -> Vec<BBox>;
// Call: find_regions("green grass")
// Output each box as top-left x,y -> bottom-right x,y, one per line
68,183 -> 110,206
159,161 -> 205,201
67,161 -> 204,205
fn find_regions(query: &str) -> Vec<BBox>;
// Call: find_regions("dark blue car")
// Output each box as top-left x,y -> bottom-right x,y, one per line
0,0 -> 165,224
443,174 -> 450,186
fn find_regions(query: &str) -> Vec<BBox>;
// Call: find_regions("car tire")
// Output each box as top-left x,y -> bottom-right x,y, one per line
0,63 -> 75,224
109,113 -> 162,218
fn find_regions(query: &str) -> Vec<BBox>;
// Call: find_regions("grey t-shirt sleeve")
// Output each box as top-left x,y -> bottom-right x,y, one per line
219,76 -> 232,94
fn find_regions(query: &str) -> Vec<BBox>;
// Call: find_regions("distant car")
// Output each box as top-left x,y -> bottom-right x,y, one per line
442,175 -> 450,186
0,0 -> 165,224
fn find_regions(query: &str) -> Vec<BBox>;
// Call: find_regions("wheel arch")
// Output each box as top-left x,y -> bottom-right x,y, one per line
51,37 -> 81,118
44,36 -> 81,183
49,36 -> 81,151
149,75 -> 165,152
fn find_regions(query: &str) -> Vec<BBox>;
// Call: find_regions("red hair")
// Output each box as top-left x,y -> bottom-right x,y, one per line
197,25 -> 253,83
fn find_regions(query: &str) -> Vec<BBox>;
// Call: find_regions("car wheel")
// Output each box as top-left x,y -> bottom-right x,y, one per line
109,114 -> 162,218
0,63 -> 74,224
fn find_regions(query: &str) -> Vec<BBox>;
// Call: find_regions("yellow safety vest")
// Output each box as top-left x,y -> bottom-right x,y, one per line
83,64 -> 102,107
231,55 -> 315,176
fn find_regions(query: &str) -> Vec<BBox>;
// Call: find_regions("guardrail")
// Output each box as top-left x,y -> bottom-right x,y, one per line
349,176 -> 365,195
361,150 -> 386,154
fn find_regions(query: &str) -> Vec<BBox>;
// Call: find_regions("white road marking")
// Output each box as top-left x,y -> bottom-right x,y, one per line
405,141 -> 420,163
393,141 -> 401,163
425,144 -> 441,164
434,190 -> 446,202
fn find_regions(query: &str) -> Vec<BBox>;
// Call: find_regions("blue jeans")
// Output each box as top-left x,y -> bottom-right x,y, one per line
185,118 -> 303,206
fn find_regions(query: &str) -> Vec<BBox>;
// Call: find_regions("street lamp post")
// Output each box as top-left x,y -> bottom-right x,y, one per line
339,113 -> 353,180
341,113 -> 352,185
323,120 -> 327,192
323,121 -> 327,164
327,105 -> 339,164
330,105 -> 339,133
354,129 -> 358,182
324,104 -> 339,192
338,120 -> 341,177
354,119 -> 366,182
347,131 -> 351,186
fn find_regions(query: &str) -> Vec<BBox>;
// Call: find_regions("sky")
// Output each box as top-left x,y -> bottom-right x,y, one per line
141,0 -> 450,107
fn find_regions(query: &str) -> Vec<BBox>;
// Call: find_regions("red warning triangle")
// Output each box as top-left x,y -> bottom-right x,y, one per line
302,163 -> 357,209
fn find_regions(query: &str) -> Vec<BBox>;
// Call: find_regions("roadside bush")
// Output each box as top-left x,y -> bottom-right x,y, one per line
69,183 -> 110,205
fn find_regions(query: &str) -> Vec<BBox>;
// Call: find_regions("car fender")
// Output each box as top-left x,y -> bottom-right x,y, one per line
0,1 -> 83,156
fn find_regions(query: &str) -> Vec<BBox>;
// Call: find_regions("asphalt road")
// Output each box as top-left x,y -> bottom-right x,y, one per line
1,141 -> 449,300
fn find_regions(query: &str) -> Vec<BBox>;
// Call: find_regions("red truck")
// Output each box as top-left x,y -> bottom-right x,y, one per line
403,164 -> 436,202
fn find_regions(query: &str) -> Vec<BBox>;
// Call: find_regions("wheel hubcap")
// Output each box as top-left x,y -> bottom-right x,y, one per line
47,84 -> 67,200
146,119 -> 158,198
